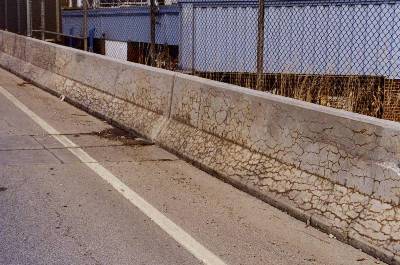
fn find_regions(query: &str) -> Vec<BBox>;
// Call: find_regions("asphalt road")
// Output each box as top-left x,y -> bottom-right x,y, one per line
0,67 -> 384,265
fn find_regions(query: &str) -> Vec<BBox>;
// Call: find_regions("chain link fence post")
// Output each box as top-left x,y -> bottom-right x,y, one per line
83,0 -> 88,51
191,7 -> 195,74
26,0 -> 32,37
150,0 -> 157,66
4,0 -> 8,31
40,0 -> 45,40
256,0 -> 265,91
56,0 -> 61,42
17,0 -> 21,34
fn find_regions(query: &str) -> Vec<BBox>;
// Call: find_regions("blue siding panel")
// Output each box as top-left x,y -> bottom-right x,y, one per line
62,1 -> 400,78
179,1 -> 400,78
62,6 -> 180,45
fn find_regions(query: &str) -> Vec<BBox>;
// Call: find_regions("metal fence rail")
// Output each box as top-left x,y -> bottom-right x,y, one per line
0,0 -> 399,121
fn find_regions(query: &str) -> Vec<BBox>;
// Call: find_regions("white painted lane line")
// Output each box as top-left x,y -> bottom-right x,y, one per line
0,85 -> 227,265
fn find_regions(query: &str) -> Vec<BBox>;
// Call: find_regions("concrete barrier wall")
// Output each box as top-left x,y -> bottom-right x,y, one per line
1,30 -> 400,264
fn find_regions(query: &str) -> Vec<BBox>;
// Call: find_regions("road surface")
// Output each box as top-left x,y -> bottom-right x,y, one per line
0,67 -> 383,265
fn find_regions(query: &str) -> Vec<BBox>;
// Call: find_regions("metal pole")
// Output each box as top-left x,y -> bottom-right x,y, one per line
40,0 -> 45,40
17,0 -> 21,34
191,7 -> 195,74
4,0 -> 8,31
56,0 -> 61,42
26,0 -> 32,36
83,0 -> 88,51
256,0 -> 265,91
149,0 -> 156,66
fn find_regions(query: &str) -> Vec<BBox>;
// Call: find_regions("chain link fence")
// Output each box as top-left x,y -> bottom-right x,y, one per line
0,0 -> 399,121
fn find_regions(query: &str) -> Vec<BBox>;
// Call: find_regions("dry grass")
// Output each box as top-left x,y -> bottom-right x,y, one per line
103,47 -> 399,122
193,71 -> 389,119
123,48 -> 399,121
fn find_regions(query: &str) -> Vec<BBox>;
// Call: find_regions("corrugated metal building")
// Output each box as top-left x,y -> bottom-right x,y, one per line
62,6 -> 180,44
61,0 -> 400,78
179,0 -> 400,78
62,6 -> 179,61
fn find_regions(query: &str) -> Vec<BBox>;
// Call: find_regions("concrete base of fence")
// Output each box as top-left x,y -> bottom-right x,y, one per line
1,30 -> 400,265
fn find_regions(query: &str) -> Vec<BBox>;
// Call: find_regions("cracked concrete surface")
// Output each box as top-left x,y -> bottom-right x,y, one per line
1,65 -> 386,265
0,30 -> 399,264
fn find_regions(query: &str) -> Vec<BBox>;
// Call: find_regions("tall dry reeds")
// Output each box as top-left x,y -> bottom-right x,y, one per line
190,71 -> 387,119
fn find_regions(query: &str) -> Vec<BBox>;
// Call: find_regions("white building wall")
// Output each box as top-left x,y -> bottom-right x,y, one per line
105,40 -> 128,61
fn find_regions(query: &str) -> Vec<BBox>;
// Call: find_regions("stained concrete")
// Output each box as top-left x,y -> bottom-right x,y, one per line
0,30 -> 399,264
0,66 -> 382,265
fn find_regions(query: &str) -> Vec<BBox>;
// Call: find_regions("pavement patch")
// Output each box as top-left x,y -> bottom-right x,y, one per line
92,128 -> 153,147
